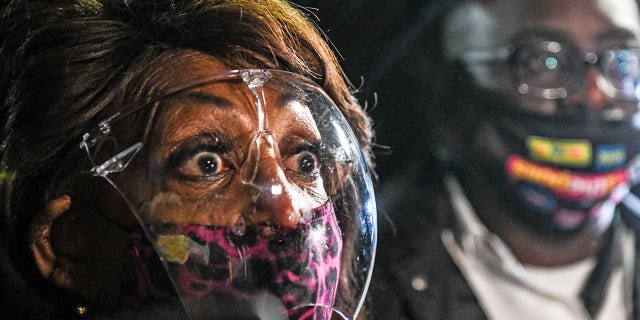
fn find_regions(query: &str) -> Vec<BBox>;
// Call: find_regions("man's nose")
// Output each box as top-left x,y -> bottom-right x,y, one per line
570,67 -> 608,109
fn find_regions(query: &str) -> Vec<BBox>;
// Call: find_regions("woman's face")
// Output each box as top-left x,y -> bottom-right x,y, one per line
125,54 -> 329,228
105,54 -> 343,318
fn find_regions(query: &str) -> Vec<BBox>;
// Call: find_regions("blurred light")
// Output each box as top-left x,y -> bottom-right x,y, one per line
547,41 -> 561,53
271,185 -> 282,195
619,61 -> 631,75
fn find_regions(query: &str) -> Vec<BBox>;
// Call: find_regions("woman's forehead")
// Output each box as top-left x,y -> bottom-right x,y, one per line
151,82 -> 320,148
147,51 -> 230,86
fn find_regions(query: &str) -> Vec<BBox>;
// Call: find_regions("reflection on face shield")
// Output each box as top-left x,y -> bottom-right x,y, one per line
79,69 -> 377,319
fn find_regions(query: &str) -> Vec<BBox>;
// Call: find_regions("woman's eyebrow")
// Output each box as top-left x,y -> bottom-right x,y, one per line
170,91 -> 235,108
278,91 -> 307,109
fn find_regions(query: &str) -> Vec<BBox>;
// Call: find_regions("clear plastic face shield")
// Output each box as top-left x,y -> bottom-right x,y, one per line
78,69 -> 376,319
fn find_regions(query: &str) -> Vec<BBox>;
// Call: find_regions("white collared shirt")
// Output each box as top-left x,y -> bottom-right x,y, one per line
441,174 -> 635,320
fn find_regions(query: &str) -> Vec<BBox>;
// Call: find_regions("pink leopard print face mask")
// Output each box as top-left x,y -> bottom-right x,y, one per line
120,201 -> 342,320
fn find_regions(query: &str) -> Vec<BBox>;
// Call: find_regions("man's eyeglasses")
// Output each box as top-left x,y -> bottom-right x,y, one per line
463,40 -> 640,101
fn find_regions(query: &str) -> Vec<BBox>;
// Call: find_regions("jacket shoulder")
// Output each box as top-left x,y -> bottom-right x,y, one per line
369,162 -> 485,319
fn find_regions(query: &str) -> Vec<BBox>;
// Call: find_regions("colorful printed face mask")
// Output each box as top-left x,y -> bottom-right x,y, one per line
468,102 -> 640,236
120,201 -> 341,320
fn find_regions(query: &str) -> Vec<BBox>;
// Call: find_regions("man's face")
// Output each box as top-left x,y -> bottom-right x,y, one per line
441,0 -> 640,234
444,0 -> 640,116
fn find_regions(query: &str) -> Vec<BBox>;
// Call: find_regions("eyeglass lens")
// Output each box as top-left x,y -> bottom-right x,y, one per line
511,41 -> 640,100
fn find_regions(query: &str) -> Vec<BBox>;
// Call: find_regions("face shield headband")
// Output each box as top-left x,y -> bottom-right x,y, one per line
78,69 -> 377,320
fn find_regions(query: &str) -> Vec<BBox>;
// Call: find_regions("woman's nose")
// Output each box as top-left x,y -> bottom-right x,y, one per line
250,146 -> 301,228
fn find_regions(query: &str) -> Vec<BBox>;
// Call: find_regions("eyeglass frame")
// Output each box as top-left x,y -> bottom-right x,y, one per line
460,40 -> 640,101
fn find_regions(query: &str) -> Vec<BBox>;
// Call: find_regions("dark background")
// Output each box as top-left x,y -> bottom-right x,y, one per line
292,0 -> 446,184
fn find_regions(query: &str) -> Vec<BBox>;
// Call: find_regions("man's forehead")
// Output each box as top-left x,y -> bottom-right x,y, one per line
594,0 -> 640,37
443,0 -> 527,58
443,0 -> 640,58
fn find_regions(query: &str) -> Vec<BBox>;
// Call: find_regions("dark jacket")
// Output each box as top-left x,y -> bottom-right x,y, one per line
369,160 -> 640,320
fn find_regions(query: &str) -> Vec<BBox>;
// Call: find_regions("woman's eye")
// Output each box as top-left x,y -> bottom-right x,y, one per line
178,151 -> 228,177
285,150 -> 320,176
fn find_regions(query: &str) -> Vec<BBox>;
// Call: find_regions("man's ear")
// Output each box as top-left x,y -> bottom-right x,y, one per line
29,194 -> 71,286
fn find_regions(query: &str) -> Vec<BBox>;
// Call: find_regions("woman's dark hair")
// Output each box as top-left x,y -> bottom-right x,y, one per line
0,0 -> 374,317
